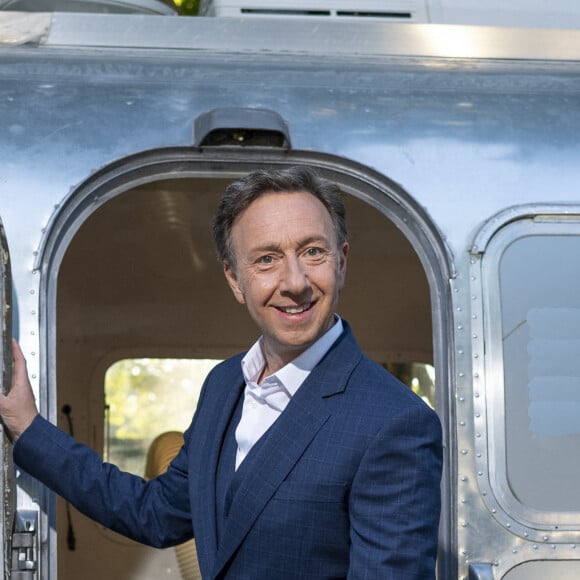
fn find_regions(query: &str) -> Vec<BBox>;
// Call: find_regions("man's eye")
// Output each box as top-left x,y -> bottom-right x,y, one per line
257,255 -> 274,264
305,247 -> 325,258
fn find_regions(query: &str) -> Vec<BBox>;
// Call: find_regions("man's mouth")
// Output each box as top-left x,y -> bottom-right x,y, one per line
279,303 -> 312,315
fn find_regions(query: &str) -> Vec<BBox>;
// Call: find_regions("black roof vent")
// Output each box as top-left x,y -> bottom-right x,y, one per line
193,108 -> 291,148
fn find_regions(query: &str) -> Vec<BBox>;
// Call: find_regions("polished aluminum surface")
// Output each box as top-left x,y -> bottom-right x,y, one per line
41,13 -> 580,60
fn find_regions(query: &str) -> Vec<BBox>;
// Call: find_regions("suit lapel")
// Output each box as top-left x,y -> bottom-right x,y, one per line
212,326 -> 362,577
190,356 -> 245,577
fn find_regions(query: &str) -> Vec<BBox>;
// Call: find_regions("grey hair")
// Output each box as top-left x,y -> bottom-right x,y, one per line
212,166 -> 347,267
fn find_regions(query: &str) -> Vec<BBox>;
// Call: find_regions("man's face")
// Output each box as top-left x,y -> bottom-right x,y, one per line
224,190 -> 348,373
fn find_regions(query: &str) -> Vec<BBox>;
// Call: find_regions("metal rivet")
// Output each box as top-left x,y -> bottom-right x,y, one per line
461,449 -> 468,455
533,545 -> 538,550
457,324 -> 464,330
478,471 -> 483,476
474,372 -> 479,378
460,421 -> 466,426
459,372 -> 465,377
458,349 -> 464,355
459,396 -> 465,402
476,433 -> 481,438
474,392 -> 480,398
492,509 -> 496,514
475,413 -> 481,418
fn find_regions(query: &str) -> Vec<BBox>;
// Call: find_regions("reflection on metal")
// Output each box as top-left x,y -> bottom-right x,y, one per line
468,562 -> 494,580
0,0 -> 177,14
0,12 -> 50,45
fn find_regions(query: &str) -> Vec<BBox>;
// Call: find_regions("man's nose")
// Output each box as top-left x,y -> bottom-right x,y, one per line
280,255 -> 311,294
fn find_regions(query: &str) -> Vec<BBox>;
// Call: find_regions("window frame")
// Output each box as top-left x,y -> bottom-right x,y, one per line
474,207 -> 580,539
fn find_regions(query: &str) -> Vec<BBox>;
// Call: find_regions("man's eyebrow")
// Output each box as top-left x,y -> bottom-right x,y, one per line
298,235 -> 332,247
249,236 -> 332,254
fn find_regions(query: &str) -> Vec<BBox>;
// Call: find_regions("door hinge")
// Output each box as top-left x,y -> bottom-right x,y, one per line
10,510 -> 37,580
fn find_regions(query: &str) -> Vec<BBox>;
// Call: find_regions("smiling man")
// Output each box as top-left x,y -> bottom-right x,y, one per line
1,166 -> 442,579
223,188 -> 348,373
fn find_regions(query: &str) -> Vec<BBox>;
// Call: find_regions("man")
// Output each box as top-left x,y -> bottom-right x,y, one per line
1,166 -> 442,578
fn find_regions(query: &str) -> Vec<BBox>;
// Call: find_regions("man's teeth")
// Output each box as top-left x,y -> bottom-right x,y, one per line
282,304 -> 310,314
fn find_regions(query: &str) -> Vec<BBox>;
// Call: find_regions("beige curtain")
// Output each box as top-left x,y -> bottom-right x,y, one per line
145,431 -> 202,580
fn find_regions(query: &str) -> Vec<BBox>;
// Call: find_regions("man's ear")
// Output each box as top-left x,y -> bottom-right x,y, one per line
223,261 -> 246,305
337,242 -> 349,288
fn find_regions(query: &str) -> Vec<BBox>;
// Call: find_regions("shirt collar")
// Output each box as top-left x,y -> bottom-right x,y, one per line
241,316 -> 344,396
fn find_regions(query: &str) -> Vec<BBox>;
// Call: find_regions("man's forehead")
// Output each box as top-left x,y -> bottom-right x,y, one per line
230,191 -> 337,250
240,189 -> 329,217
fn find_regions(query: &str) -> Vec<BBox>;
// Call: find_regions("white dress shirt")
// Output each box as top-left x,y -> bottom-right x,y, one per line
235,317 -> 343,469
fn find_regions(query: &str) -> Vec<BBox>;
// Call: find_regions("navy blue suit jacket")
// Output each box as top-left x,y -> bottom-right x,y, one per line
15,324 -> 442,579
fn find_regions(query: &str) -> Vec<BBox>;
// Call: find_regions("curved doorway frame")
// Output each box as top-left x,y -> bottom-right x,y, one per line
37,146 -> 456,579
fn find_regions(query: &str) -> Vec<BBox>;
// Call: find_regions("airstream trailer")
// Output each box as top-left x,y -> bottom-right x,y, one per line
2,8 -> 580,580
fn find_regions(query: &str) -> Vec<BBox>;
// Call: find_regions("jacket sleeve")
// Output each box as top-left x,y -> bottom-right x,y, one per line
347,402 -> 442,579
14,414 -> 194,548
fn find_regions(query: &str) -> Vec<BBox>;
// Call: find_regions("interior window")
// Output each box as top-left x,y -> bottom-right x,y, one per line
384,362 -> 435,408
104,358 -> 221,475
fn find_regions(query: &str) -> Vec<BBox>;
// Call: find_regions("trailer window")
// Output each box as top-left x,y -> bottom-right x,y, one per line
104,358 -> 221,475
482,218 -> 580,528
500,233 -> 580,511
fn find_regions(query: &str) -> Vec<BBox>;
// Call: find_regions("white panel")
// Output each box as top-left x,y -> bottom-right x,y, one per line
201,0 -> 429,21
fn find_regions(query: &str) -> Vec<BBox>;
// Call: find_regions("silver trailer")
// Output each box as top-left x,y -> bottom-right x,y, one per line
2,10 -> 580,580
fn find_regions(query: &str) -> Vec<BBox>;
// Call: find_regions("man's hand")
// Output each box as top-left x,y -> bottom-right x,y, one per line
0,340 -> 39,442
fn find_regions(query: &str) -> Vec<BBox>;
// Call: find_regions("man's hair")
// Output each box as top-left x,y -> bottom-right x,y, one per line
212,166 -> 347,267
